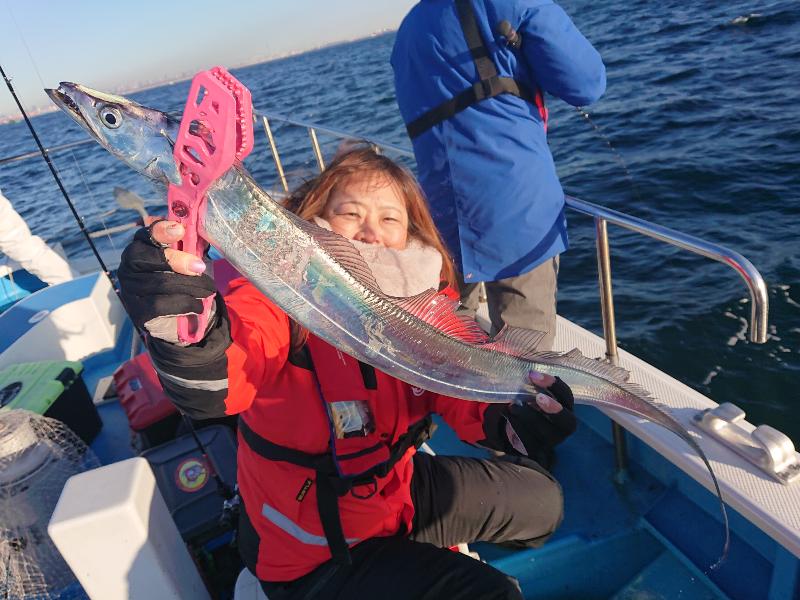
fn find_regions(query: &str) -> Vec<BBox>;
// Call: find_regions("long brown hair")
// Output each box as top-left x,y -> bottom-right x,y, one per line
285,144 -> 457,352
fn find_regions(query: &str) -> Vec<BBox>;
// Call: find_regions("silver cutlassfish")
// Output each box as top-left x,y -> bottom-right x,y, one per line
46,83 -> 729,565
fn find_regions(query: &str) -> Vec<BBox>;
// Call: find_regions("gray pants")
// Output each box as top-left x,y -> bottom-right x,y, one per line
458,256 -> 560,350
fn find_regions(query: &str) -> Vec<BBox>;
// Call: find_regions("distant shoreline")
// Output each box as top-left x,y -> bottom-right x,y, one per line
0,29 -> 395,126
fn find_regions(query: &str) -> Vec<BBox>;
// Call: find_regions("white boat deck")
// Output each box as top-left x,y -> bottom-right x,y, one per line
552,315 -> 800,561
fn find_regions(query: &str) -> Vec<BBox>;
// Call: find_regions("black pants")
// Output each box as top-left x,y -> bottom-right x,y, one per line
260,453 -> 563,600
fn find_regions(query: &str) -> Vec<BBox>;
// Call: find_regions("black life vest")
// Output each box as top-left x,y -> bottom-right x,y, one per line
405,0 -> 549,140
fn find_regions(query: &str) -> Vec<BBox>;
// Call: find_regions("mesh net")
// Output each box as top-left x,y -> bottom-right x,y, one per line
0,409 -> 99,599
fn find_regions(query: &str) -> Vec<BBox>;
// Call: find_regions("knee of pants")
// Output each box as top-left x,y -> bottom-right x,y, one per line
536,475 -> 564,533
509,461 -> 565,543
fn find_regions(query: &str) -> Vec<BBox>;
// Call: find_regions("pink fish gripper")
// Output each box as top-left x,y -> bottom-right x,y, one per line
167,66 -> 254,343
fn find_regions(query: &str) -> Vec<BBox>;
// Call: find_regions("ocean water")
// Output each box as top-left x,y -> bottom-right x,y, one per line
1,1 -> 798,440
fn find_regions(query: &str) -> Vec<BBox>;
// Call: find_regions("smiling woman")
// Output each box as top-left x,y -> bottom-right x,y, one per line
322,172 -> 410,249
110,139 -> 578,599
287,144 -> 458,285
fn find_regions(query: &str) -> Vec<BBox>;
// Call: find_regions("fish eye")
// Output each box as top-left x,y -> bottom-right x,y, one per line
98,105 -> 123,129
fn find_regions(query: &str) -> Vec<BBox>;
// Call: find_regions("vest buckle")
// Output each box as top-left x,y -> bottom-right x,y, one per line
350,477 -> 378,500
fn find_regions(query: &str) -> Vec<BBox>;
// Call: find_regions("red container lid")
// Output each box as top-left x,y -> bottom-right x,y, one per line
114,352 -> 177,430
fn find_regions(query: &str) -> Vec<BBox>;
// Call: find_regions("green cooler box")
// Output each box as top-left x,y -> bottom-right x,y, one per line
0,360 -> 102,444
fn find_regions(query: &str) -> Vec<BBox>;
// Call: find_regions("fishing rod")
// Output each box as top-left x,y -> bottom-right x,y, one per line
0,63 -> 113,281
0,139 -> 93,167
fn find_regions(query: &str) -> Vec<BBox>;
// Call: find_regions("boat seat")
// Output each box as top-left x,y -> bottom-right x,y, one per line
234,568 -> 268,600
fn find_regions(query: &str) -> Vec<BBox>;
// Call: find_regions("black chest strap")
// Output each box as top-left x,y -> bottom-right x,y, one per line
405,0 -> 542,140
238,414 -> 436,566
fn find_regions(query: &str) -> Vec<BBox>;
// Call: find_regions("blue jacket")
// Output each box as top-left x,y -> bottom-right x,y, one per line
391,0 -> 605,282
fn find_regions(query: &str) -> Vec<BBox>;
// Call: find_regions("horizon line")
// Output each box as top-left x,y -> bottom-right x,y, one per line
0,28 -> 395,125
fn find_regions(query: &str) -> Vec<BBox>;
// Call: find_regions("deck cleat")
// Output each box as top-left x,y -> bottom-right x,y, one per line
694,402 -> 800,484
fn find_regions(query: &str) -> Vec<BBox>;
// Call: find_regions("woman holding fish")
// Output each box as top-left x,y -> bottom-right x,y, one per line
118,146 -> 577,599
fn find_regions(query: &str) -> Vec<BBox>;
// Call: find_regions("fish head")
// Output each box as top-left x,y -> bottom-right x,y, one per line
46,82 -> 181,186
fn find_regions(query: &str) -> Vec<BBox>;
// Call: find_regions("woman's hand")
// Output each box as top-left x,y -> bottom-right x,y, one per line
503,371 -> 577,457
148,220 -> 207,276
480,371 -> 577,466
117,220 -> 218,344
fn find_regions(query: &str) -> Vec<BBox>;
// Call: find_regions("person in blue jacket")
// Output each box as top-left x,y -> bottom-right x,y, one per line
392,0 -> 606,348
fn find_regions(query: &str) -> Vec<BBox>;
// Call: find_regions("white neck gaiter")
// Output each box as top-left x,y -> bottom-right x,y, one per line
313,217 -> 442,297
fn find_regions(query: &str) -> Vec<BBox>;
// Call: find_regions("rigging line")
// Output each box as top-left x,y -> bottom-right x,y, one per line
0,62 -> 112,280
5,3 -> 46,90
573,106 -> 642,203
67,150 -> 118,250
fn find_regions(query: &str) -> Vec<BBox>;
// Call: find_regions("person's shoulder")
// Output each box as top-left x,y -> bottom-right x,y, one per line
501,0 -> 568,20
483,0 -> 555,28
437,282 -> 460,302
225,276 -> 258,298
393,1 -> 425,39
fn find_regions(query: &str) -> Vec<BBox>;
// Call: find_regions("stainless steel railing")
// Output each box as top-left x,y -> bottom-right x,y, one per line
254,110 -> 769,350
0,139 -> 92,166
565,196 -> 769,353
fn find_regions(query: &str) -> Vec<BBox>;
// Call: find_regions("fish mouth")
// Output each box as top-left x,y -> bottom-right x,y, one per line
45,83 -> 100,138
46,85 -> 80,117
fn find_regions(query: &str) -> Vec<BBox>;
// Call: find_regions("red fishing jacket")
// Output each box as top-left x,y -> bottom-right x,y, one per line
220,277 -> 491,582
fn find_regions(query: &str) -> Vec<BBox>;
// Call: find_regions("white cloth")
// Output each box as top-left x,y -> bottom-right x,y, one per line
0,189 -> 73,285
313,217 -> 441,297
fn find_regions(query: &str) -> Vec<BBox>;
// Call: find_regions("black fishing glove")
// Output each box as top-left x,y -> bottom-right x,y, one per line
117,225 -> 218,344
118,223 -> 233,420
480,377 -> 577,464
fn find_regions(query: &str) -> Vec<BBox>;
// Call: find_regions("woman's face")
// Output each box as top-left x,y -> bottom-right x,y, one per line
322,173 -> 409,249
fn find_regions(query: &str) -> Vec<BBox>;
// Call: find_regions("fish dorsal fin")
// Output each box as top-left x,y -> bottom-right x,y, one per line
547,348 -> 632,384
391,290 -> 490,343
476,333 -> 646,393
290,215 -> 383,294
476,326 -> 548,359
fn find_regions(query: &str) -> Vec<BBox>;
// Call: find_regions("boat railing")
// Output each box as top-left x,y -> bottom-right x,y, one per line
0,139 -> 91,166
0,111 -> 769,350
255,110 -> 769,354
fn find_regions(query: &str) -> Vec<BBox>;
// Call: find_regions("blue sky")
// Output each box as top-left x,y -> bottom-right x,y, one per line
0,0 -> 416,118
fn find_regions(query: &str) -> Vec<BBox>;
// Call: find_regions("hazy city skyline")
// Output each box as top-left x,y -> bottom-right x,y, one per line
0,0 -> 416,120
